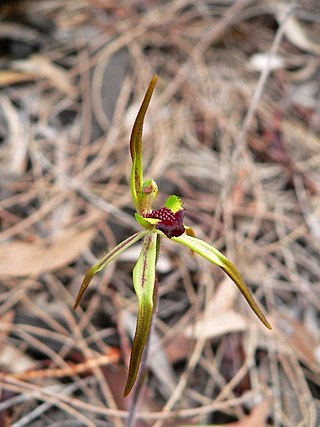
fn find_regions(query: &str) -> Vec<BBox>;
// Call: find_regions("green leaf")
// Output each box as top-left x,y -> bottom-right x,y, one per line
171,234 -> 272,330
164,195 -> 183,213
73,230 -> 148,310
130,75 -> 157,212
123,231 -> 157,397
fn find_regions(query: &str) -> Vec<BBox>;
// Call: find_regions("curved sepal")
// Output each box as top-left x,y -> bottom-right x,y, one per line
130,75 -> 157,212
73,231 -> 148,310
123,232 -> 157,397
171,234 -> 272,330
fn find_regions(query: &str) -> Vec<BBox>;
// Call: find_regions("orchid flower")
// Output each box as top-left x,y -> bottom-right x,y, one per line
73,75 -> 271,398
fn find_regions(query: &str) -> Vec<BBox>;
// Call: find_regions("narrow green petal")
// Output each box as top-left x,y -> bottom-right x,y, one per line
171,234 -> 272,330
123,232 -> 157,397
130,75 -> 157,211
73,230 -> 148,310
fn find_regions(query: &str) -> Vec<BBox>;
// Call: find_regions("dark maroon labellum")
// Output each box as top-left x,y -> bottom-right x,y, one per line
145,207 -> 185,238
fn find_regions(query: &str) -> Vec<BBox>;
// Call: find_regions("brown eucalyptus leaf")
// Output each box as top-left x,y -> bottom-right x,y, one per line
0,227 -> 96,277
185,310 -> 247,340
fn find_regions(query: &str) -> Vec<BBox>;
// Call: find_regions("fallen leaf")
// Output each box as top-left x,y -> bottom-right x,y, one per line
207,277 -> 237,314
184,310 -> 247,340
0,225 -> 96,277
0,344 -> 34,374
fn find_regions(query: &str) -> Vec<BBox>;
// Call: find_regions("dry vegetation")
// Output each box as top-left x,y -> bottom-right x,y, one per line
0,1 -> 320,426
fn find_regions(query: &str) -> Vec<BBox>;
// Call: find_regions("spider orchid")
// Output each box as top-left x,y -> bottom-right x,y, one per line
73,75 -> 271,397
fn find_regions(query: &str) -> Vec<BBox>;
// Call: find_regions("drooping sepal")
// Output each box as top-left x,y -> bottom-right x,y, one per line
73,231 -> 148,310
171,234 -> 272,330
130,75 -> 157,212
123,232 -> 157,397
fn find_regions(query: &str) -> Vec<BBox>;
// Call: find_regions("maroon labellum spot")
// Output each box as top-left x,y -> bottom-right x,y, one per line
145,207 -> 185,238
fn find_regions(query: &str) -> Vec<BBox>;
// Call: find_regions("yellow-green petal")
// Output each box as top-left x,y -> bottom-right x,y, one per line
73,230 -> 147,310
171,234 -> 272,330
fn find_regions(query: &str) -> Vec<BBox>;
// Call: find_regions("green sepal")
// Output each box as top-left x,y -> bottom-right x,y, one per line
123,232 -> 157,397
73,230 -> 148,310
171,234 -> 272,330
130,75 -> 157,212
164,195 -> 183,213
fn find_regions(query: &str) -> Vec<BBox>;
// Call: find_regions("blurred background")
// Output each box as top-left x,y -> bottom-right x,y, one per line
0,1 -> 319,426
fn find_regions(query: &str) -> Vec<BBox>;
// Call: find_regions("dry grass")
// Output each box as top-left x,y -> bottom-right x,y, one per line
0,1 -> 320,426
